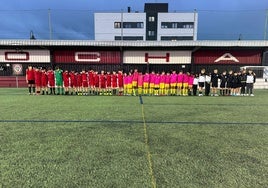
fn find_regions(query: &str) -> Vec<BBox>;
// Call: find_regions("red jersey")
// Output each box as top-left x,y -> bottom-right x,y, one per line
106,74 -> 112,87
41,71 -> 48,87
88,71 -> 94,87
26,69 -> 35,81
63,72 -> 70,87
111,74 -> 118,88
99,74 -> 106,88
34,70 -> 42,86
81,72 -> 88,82
47,70 -> 55,87
81,72 -> 88,87
94,74 -> 99,87
118,73 -> 123,87
69,72 -> 77,87
77,73 -> 82,87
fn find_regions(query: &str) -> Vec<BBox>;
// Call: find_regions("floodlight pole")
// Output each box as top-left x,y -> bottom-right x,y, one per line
264,9 -> 268,40
48,9 -> 53,40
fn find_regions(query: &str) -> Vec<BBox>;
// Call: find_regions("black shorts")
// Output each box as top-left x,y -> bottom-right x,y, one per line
212,81 -> 218,88
220,82 -> 226,88
198,82 -> 205,88
28,80 -> 35,84
226,82 -> 232,88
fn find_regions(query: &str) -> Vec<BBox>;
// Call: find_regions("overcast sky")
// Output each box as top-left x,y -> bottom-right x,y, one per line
0,0 -> 267,40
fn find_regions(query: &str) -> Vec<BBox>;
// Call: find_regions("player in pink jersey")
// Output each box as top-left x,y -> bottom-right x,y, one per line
143,72 -> 150,95
177,70 -> 184,95
137,72 -> 144,95
127,72 -> 133,95
149,71 -> 156,96
154,72 -> 161,96
165,72 -> 171,95
182,72 -> 189,96
123,73 -> 128,95
159,71 -> 166,95
132,69 -> 139,96
170,71 -> 177,96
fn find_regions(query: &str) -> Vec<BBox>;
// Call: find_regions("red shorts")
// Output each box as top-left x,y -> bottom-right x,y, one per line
35,80 -> 41,87
41,79 -> 48,87
82,81 -> 88,87
64,79 -> 69,87
48,80 -> 55,87
100,83 -> 106,89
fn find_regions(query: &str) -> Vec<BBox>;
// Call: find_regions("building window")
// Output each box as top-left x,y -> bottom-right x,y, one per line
172,23 -> 177,28
148,16 -> 155,22
148,31 -> 155,36
115,36 -> 143,40
114,22 -> 121,28
136,22 -> 144,28
114,22 -> 144,29
161,22 -> 194,29
161,36 -> 193,41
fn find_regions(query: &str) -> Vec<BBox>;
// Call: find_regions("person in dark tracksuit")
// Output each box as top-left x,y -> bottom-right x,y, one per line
219,71 -> 227,96
240,69 -> 247,96
226,70 -> 233,96
205,73 -> 211,96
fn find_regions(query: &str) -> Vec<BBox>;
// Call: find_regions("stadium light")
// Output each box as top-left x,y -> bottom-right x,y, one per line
30,30 -> 36,40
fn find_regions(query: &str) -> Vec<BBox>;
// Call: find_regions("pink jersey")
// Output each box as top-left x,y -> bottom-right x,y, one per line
137,74 -> 143,87
149,74 -> 155,84
123,75 -> 128,85
182,74 -> 189,83
160,75 -> 166,83
188,75 -> 194,85
127,75 -> 133,84
132,72 -> 139,82
143,74 -> 150,83
170,73 -> 177,84
154,75 -> 161,85
165,75 -> 171,84
177,73 -> 184,83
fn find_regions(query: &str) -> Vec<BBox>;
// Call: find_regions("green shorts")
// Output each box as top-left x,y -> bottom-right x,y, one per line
56,80 -> 63,87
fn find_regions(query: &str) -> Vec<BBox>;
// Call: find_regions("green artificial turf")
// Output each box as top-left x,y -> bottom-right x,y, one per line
0,89 -> 267,187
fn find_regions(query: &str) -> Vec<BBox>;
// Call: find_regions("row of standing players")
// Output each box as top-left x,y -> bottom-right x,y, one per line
25,65 -> 256,96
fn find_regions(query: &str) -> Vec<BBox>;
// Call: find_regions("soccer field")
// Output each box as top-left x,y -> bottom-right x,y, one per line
0,89 -> 268,188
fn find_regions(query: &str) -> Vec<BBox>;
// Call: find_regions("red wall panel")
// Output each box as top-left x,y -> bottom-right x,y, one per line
194,50 -> 261,65
54,51 -> 121,64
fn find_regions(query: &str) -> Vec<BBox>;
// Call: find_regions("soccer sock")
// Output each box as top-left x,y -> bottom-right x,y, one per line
32,87 -> 36,93
28,87 -> 31,93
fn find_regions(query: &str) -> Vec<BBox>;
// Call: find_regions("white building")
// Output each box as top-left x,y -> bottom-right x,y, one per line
94,3 -> 198,41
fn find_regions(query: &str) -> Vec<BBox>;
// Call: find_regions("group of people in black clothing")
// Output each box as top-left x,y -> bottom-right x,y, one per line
196,68 -> 256,96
